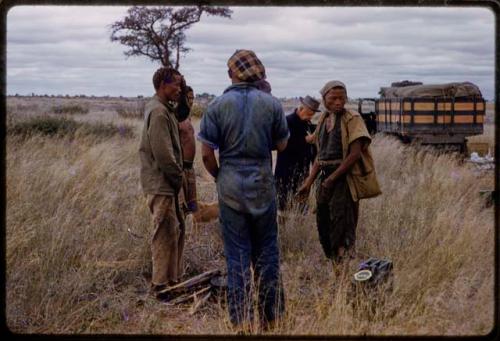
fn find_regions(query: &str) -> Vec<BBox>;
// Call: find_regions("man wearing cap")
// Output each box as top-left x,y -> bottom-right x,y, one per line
139,66 -> 186,297
297,80 -> 380,262
274,95 -> 320,211
198,49 -> 289,332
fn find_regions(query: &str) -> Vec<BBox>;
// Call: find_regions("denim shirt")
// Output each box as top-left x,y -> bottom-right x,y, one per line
198,82 -> 289,215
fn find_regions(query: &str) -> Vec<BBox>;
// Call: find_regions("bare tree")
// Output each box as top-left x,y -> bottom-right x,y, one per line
110,6 -> 232,69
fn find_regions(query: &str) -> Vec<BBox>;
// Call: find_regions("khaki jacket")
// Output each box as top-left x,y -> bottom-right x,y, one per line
315,109 -> 381,201
139,95 -> 183,196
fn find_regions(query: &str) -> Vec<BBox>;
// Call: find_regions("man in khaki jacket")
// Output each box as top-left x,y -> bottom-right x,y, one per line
297,80 -> 380,263
139,66 -> 185,296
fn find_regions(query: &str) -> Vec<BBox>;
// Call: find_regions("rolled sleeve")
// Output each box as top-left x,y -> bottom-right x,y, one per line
348,115 -> 371,147
198,107 -> 220,150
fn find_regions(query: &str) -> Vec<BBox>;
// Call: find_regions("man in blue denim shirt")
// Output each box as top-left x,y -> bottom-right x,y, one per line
198,49 -> 289,332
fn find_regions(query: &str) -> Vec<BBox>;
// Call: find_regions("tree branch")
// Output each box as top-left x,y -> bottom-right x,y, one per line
110,5 -> 232,68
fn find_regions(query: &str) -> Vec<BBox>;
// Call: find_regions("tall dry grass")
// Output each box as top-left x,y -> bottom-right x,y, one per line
275,137 -> 494,336
6,107 -> 495,335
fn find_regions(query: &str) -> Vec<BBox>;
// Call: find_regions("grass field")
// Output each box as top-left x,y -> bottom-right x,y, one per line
5,96 -> 496,335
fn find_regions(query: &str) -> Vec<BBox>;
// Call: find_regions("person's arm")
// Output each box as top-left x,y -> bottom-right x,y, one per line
178,118 -> 196,163
197,103 -> 221,180
305,123 -> 317,144
296,157 -> 320,197
201,143 -> 219,179
272,101 -> 290,151
321,138 -> 363,189
276,139 -> 288,152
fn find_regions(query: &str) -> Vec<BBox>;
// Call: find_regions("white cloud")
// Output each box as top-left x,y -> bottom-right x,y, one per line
6,5 -> 495,100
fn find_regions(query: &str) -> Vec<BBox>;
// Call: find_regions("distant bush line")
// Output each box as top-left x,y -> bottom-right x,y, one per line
115,100 -> 206,120
8,116 -> 134,140
115,100 -> 146,120
52,104 -> 89,115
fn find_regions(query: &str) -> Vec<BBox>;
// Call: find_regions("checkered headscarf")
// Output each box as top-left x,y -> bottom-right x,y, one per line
227,49 -> 266,82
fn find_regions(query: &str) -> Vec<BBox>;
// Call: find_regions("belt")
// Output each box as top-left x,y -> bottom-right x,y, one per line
318,159 -> 342,167
318,159 -> 342,178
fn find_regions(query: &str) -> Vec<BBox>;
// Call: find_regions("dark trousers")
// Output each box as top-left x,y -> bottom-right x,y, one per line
316,166 -> 359,260
218,199 -> 285,326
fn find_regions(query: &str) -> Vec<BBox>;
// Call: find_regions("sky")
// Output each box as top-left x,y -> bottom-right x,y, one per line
6,6 -> 496,100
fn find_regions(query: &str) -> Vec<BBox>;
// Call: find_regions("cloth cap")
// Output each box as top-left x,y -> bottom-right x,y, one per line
227,49 -> 266,82
320,80 -> 347,97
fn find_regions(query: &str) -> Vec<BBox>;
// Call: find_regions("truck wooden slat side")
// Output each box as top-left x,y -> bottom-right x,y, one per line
374,95 -> 485,150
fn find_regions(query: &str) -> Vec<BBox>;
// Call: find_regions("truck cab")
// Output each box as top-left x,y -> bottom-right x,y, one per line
357,98 -> 377,135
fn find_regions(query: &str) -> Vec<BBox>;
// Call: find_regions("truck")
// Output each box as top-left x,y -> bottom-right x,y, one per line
357,81 -> 485,152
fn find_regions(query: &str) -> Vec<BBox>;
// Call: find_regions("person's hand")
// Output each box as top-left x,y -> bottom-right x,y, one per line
295,182 -> 311,201
305,133 -> 315,144
321,177 -> 335,190
317,176 -> 335,203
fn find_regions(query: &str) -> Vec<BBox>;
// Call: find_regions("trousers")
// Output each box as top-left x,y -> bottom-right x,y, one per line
182,167 -> 198,212
218,199 -> 285,326
147,194 -> 185,287
315,165 -> 359,260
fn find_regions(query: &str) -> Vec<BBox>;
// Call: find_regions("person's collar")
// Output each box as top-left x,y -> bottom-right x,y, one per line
326,108 -> 346,116
293,108 -> 307,122
223,82 -> 258,93
154,94 -> 175,110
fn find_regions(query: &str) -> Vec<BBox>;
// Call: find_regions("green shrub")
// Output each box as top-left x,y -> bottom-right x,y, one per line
52,104 -> 89,115
8,116 -> 134,140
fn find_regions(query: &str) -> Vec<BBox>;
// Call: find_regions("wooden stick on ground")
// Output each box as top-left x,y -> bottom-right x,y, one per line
157,269 -> 221,296
189,291 -> 212,315
165,285 -> 211,306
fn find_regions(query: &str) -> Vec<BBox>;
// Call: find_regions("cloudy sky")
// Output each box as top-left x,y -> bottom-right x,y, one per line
6,6 -> 495,100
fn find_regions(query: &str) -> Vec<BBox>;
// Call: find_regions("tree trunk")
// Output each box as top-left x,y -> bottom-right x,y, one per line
163,48 -> 171,67
175,40 -> 180,70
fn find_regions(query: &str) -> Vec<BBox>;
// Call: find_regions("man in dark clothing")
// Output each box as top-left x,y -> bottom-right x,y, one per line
274,95 -> 320,211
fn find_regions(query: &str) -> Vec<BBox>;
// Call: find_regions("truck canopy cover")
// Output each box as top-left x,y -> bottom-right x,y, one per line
379,82 -> 482,99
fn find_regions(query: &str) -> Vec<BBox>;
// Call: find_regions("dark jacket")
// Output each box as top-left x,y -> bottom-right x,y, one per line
274,109 -> 316,206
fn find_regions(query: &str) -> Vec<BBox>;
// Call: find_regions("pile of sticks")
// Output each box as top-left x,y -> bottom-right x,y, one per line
156,269 -> 226,315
